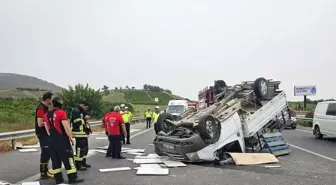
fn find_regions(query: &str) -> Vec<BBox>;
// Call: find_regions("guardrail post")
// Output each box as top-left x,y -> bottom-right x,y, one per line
11,139 -> 16,150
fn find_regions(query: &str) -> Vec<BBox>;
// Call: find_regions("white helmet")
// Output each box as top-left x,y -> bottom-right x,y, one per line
155,106 -> 160,109
120,104 -> 125,108
125,106 -> 129,109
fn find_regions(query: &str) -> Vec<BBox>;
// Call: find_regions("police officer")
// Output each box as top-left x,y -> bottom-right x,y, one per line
122,107 -> 132,144
119,104 -> 126,144
43,97 -> 84,184
153,106 -> 161,134
35,92 -> 54,179
70,102 -> 91,171
144,108 -> 152,128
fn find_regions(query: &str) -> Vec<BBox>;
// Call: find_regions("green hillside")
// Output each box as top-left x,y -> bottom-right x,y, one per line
103,90 -> 183,105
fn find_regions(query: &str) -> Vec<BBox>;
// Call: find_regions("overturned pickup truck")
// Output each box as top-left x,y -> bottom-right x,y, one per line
153,77 -> 292,162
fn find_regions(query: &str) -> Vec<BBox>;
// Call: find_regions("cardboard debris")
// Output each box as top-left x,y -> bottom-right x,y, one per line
140,164 -> 162,169
226,153 -> 279,165
264,165 -> 282,168
18,149 -> 39,153
22,182 -> 40,185
130,129 -> 140,133
14,142 -> 23,149
126,152 -> 145,156
99,167 -> 132,172
122,149 -> 145,153
163,160 -> 187,167
0,180 -> 11,185
135,154 -> 162,159
136,167 -> 169,176
133,158 -> 163,164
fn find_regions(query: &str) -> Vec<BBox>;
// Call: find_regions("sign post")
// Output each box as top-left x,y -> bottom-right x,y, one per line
294,85 -> 316,110
154,97 -> 159,103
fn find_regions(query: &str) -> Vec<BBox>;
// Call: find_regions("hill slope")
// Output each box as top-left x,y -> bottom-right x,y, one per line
103,90 -> 184,105
0,73 -> 62,92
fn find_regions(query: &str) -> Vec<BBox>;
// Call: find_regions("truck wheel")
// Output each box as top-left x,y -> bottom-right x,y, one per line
254,77 -> 268,100
158,113 -> 176,133
198,115 -> 221,144
313,126 -> 323,139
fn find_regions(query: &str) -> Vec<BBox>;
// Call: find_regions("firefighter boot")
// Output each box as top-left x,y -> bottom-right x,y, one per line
82,158 -> 91,168
54,173 -> 64,184
68,173 -> 84,184
40,163 -> 54,179
75,161 -> 87,171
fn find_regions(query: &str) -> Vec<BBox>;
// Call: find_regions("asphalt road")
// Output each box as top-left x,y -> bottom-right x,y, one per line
1,125 -> 335,185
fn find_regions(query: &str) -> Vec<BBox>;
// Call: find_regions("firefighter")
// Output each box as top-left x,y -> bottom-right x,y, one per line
70,102 -> 91,171
35,92 -> 54,179
104,106 -> 127,159
102,108 -> 114,158
144,108 -> 152,128
153,106 -> 161,134
43,97 -> 84,184
122,107 -> 132,144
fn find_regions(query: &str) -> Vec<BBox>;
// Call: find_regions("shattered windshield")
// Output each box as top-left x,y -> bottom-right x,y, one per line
167,105 -> 185,114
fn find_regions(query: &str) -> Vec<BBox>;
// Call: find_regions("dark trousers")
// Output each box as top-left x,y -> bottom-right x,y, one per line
107,135 -> 122,158
74,138 -> 88,163
122,123 -> 130,144
146,117 -> 152,128
38,135 -> 51,175
154,123 -> 160,135
48,136 -> 77,184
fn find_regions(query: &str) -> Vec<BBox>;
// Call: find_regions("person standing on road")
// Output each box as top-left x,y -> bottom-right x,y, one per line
122,106 -> 132,144
119,104 -> 126,144
153,106 -> 161,134
43,97 -> 84,184
35,92 -> 54,179
144,108 -> 153,128
104,106 -> 127,159
70,102 -> 91,171
102,108 -> 114,158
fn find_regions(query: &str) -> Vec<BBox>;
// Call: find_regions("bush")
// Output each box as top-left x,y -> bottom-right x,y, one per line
60,84 -> 103,118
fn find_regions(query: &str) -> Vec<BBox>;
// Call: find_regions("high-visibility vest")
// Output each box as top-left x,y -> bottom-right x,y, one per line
153,112 -> 160,123
145,111 -> 152,118
122,111 -> 130,123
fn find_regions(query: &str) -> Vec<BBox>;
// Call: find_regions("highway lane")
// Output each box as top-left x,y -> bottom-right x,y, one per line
34,127 -> 336,185
0,122 -> 148,184
282,128 -> 336,160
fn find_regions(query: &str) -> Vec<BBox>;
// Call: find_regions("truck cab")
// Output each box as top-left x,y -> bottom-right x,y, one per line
166,100 -> 189,116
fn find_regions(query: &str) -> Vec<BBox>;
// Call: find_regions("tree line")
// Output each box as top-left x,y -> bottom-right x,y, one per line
100,84 -> 172,95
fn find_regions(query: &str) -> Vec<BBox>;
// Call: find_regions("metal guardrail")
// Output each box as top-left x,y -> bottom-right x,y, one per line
294,117 -> 313,122
0,117 -> 145,150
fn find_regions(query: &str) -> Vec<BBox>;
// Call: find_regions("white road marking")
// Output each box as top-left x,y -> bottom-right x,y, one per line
288,143 -> 336,162
16,128 -> 153,184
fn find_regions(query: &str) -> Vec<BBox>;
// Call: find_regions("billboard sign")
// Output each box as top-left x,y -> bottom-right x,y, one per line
294,85 -> 316,96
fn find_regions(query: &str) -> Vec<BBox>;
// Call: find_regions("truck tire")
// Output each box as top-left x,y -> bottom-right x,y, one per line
254,77 -> 268,100
198,115 -> 221,144
158,113 -> 176,133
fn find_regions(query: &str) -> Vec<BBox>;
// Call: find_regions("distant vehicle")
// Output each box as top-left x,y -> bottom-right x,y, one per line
166,100 -> 189,117
313,101 -> 336,139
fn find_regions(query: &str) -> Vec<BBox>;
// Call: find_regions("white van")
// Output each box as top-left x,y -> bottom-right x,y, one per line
313,101 -> 336,139
166,100 -> 188,116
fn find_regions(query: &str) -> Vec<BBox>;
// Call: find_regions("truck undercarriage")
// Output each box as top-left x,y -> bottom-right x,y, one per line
153,77 -> 291,162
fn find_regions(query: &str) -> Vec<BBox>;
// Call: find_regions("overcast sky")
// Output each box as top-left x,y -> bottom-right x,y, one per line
0,0 -> 335,101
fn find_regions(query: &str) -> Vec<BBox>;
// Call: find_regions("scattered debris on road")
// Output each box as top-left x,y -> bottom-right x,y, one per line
223,153 -> 279,165
18,148 -> 39,153
99,167 -> 132,172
